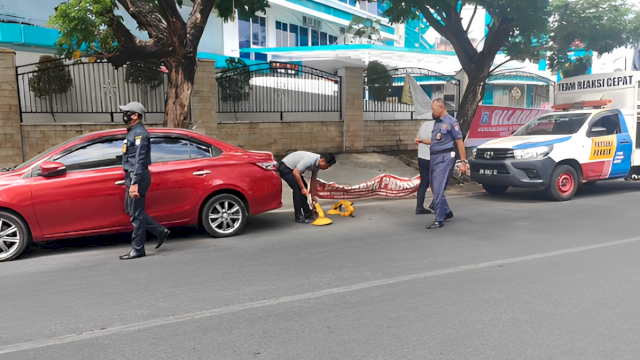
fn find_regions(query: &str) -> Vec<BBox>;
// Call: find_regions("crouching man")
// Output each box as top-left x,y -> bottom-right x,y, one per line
278,151 -> 336,223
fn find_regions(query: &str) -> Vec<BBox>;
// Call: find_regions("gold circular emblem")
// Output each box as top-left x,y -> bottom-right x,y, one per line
510,86 -> 522,100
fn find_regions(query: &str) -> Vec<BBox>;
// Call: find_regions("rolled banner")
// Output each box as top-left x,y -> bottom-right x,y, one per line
314,174 -> 421,199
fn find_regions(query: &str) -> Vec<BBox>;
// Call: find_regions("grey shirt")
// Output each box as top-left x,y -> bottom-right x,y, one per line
282,151 -> 320,177
417,121 -> 432,160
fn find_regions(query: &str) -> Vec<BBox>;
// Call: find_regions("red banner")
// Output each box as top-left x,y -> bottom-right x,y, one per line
315,174 -> 420,199
464,105 -> 552,147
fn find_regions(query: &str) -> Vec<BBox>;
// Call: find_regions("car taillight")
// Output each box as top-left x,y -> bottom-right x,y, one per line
254,161 -> 278,171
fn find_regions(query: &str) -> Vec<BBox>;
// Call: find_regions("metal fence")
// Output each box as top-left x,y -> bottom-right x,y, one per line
16,58 -> 168,122
364,68 -> 459,119
216,62 -> 341,116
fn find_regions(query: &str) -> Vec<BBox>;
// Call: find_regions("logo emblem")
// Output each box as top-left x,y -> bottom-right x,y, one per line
484,151 -> 494,159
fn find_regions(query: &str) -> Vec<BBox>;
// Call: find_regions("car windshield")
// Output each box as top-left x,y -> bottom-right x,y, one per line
513,113 -> 591,136
3,136 -> 81,172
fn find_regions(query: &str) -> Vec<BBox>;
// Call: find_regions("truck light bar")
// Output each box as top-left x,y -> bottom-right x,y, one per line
552,99 -> 613,111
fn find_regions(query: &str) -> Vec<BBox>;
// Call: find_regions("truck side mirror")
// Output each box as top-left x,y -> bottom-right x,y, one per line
588,126 -> 608,138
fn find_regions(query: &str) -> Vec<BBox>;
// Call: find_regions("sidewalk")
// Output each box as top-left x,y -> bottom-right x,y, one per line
278,153 -> 483,212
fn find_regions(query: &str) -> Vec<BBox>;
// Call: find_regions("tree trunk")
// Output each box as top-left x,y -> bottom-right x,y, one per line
457,70 -> 491,137
163,56 -> 197,128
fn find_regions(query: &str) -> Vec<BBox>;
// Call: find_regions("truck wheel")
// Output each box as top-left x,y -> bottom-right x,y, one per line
482,184 -> 509,195
547,165 -> 578,201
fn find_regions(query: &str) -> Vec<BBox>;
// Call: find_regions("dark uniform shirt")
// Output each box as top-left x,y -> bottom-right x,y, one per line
122,122 -> 151,185
430,114 -> 463,153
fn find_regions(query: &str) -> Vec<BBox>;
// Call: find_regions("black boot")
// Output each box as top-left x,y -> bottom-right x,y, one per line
156,229 -> 170,249
120,247 -> 146,260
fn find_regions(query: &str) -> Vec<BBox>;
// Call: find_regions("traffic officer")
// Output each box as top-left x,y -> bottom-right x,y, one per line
119,101 -> 169,260
418,99 -> 467,229
278,151 -> 336,223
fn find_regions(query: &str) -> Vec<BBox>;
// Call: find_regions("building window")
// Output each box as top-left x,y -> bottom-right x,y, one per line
299,27 -> 309,47
252,15 -> 266,47
328,35 -> 338,45
338,0 -> 357,6
239,13 -> 266,60
277,21 -> 326,47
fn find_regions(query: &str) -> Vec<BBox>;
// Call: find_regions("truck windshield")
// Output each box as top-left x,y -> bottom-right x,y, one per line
513,113 -> 591,136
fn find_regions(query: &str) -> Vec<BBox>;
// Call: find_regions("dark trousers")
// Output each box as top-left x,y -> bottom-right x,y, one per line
416,158 -> 431,210
125,170 -> 166,250
278,163 -> 312,220
429,152 -> 455,222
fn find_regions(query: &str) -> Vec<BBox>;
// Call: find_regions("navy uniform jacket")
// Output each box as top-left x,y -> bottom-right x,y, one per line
430,114 -> 463,153
122,122 -> 152,185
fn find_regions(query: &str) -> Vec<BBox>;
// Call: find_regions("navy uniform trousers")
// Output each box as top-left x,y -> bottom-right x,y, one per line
125,169 -> 166,250
429,151 -> 455,222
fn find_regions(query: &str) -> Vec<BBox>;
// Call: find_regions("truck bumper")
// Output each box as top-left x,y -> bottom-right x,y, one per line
469,157 -> 557,188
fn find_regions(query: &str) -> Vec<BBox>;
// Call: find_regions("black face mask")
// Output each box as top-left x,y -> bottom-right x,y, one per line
433,116 -> 441,121
123,112 -> 134,124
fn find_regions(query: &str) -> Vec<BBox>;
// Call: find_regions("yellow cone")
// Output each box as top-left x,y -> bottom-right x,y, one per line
327,201 -> 355,217
312,202 -> 333,226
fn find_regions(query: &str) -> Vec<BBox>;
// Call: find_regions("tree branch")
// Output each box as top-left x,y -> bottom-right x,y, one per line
419,4 -> 477,71
465,4 -> 478,34
187,0 -> 217,52
157,0 -> 186,26
489,58 -> 515,75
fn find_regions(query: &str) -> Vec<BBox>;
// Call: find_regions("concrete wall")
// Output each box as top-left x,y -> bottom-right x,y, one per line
20,124 -> 124,160
0,49 -> 23,169
364,120 -> 422,152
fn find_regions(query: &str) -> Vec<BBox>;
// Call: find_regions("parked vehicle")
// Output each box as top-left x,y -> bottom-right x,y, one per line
0,128 -> 282,262
470,71 -> 640,201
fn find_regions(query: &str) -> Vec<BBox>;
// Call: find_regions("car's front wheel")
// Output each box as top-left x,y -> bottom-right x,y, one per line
0,211 -> 30,262
201,194 -> 248,238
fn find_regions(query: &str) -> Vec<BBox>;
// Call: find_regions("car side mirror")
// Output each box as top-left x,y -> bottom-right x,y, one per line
40,161 -> 66,177
588,126 -> 608,138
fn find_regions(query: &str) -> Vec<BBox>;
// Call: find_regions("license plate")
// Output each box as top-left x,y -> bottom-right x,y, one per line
480,169 -> 498,175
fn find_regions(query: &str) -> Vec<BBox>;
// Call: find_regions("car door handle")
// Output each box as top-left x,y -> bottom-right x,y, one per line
115,180 -> 126,186
620,140 -> 630,144
193,170 -> 211,176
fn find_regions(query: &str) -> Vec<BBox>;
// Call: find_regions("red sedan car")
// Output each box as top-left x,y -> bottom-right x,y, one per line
0,128 -> 282,262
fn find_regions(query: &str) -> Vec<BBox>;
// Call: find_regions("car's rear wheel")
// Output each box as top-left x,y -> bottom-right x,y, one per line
547,165 -> 578,201
482,184 -> 509,195
201,194 -> 248,238
0,211 -> 30,262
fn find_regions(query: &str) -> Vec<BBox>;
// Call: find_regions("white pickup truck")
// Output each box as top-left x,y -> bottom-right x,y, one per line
469,71 -> 640,201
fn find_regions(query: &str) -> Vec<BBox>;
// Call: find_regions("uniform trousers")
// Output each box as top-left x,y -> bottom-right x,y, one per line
125,169 -> 166,250
429,151 -> 455,222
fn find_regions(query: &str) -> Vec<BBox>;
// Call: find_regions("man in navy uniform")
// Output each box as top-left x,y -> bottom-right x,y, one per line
119,101 -> 170,260
416,99 -> 468,229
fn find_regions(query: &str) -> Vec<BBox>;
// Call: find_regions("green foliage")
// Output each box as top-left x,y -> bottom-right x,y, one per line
217,58 -> 252,103
28,55 -> 73,98
125,60 -> 165,88
48,0 -> 270,59
346,16 -> 382,42
48,0 -> 118,59
382,0 -> 550,66
366,61 -> 393,101
550,0 -> 635,56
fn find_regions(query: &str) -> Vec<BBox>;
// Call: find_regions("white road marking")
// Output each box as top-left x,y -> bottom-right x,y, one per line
2,235 -> 639,355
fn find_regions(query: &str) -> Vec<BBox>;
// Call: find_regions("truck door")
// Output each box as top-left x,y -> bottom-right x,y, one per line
585,111 -> 632,179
